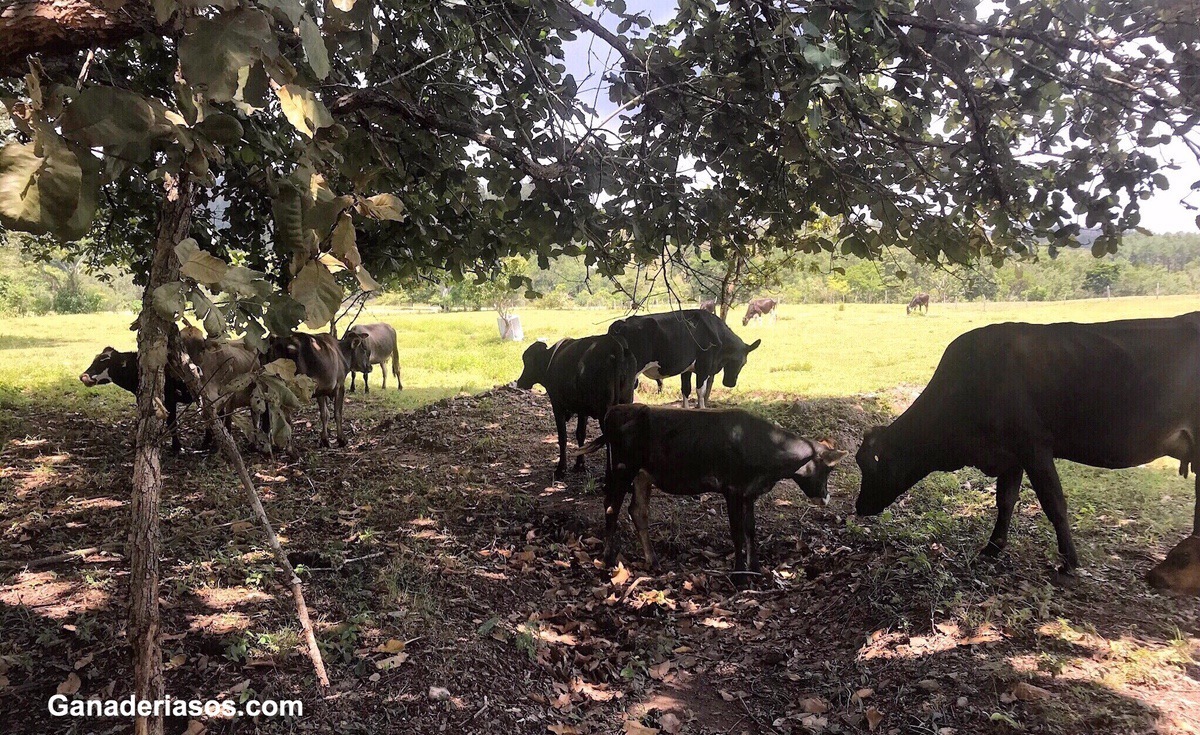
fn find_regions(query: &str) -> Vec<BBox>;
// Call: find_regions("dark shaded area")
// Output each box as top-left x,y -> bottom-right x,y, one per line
0,388 -> 1197,733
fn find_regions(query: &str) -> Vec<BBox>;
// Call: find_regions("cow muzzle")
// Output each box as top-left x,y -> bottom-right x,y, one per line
79,373 -> 95,386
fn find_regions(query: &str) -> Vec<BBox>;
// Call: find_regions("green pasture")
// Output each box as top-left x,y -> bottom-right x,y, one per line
2,294 -> 1197,410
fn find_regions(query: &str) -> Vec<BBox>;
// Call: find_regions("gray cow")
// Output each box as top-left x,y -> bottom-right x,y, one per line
340,323 -> 402,394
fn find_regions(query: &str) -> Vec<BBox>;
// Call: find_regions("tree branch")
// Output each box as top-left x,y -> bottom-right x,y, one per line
331,88 -> 578,181
0,0 -> 159,76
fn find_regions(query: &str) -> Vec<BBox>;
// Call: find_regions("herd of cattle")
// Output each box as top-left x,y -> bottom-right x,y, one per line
79,304 -> 1200,594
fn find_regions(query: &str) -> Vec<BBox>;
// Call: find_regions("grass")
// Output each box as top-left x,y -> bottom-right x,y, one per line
3,294 -> 1199,409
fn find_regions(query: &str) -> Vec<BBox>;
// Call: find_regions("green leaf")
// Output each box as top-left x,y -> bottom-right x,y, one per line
300,15 -> 331,80
60,87 -> 178,155
357,193 -> 405,221
0,127 -> 83,237
195,113 -> 244,146
277,84 -> 334,138
176,238 -> 230,284
355,266 -> 381,292
331,212 -> 361,271
189,288 -> 226,337
265,295 -> 307,336
272,181 -> 307,257
261,0 -> 304,27
289,261 -> 342,328
180,8 -> 275,103
153,0 -> 178,24
152,281 -> 188,319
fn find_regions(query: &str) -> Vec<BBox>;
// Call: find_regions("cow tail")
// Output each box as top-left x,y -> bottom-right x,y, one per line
575,434 -> 608,458
392,339 -> 401,383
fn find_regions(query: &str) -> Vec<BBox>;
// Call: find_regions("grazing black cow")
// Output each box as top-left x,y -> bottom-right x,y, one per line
742,297 -> 778,326
80,347 -> 194,452
699,299 -> 717,313
907,293 -> 930,314
340,323 -> 402,394
580,404 -> 846,584
267,333 -> 349,447
608,309 -> 761,408
855,314 -> 1200,582
515,335 -> 639,479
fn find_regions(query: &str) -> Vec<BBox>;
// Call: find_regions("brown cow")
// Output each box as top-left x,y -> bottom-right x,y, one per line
267,333 -> 349,447
742,297 -> 778,326
699,299 -> 717,313
179,325 -> 260,441
907,293 -> 930,314
340,323 -> 402,394
1147,536 -> 1200,596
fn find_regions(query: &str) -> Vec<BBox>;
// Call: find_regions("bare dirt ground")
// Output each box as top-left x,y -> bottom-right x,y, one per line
1,388 -> 1198,735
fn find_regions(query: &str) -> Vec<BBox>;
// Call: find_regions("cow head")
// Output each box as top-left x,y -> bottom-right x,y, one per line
343,333 -> 373,373
721,339 -> 761,387
80,347 -> 124,386
793,440 -> 848,505
854,427 -> 920,515
515,341 -> 552,390
1146,535 -> 1200,596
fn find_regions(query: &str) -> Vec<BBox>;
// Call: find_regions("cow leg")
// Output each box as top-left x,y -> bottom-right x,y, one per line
629,471 -> 659,570
381,363 -> 386,390
983,467 -> 1023,556
655,378 -> 663,393
335,385 -> 347,447
318,396 -> 331,448
703,376 -> 714,406
349,371 -> 356,393
725,495 -> 751,587
743,496 -> 761,574
1024,455 -> 1079,574
680,372 -> 693,408
573,416 -> 588,472
603,472 -> 632,566
553,410 -> 569,479
363,371 -> 370,395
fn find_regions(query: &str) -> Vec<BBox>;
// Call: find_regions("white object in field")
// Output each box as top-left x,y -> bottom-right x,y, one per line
498,314 -> 524,341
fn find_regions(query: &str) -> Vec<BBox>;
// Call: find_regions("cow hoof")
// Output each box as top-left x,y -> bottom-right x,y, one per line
554,468 -> 566,481
1050,567 -> 1079,588
980,541 -> 1007,558
337,438 -> 348,448
730,571 -> 755,590
572,462 -> 586,473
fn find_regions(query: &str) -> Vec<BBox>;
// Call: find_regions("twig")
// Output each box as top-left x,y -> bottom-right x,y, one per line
175,353 -> 330,689
0,546 -> 120,570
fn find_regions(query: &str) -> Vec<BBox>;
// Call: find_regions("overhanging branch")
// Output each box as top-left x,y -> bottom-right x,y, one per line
0,0 -> 159,77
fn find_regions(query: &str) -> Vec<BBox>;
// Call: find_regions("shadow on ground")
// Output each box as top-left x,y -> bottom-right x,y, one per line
0,387 -> 1197,734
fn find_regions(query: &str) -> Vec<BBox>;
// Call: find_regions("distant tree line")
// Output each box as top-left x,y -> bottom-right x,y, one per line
375,232 -> 1200,312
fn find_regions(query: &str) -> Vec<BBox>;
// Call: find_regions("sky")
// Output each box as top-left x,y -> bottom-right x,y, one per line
561,0 -> 1200,234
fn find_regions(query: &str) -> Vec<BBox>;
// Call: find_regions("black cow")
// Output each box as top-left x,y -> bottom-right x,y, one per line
80,347 -> 194,452
515,335 -> 639,479
267,333 -> 349,448
608,309 -> 761,408
581,404 -> 846,585
856,314 -> 1200,582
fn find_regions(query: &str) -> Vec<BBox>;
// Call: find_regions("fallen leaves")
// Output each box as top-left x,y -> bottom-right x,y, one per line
622,720 -> 658,735
375,639 -> 406,653
866,706 -> 884,731
428,685 -> 451,701
611,563 -> 631,586
1001,681 -> 1052,703
547,725 -> 582,735
56,672 -> 81,695
800,697 -> 830,714
659,713 -> 683,734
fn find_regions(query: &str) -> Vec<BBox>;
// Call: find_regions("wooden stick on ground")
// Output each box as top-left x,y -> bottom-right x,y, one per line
174,355 -> 330,689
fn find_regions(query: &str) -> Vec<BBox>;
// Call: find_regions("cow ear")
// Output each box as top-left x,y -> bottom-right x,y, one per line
746,339 -> 761,352
820,447 -> 849,466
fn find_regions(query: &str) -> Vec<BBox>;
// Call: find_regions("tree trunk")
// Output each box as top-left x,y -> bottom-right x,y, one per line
0,0 -> 158,76
717,252 -> 743,323
130,170 -> 194,735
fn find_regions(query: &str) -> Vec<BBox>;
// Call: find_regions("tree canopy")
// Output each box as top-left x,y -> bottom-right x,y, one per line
1,0 -> 1196,314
